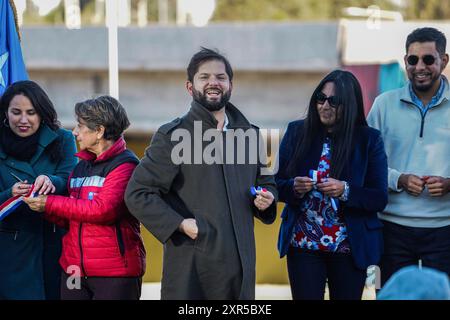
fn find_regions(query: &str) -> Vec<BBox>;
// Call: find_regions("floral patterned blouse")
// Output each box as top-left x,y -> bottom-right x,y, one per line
290,137 -> 350,253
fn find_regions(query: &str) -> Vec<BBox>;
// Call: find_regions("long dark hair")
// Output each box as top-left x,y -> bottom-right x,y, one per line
0,80 -> 62,162
287,70 -> 367,179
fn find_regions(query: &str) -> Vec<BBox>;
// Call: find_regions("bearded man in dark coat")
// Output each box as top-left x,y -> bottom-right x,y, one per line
125,48 -> 278,300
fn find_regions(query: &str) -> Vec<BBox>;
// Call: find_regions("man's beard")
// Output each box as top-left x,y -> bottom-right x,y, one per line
192,88 -> 231,112
412,73 -> 441,92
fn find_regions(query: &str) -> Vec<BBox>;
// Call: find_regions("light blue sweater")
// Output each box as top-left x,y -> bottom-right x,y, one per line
367,79 -> 450,228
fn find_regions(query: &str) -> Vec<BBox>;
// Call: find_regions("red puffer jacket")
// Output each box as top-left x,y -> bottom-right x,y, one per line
45,138 -> 146,277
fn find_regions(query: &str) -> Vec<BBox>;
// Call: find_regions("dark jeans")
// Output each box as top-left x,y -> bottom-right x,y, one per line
380,220 -> 450,286
286,247 -> 367,300
60,272 -> 142,300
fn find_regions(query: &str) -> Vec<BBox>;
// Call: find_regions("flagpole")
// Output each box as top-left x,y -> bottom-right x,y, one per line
8,0 -> 21,40
105,0 -> 119,99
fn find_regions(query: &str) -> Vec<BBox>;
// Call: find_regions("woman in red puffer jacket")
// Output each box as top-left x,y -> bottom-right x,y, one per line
25,96 -> 146,300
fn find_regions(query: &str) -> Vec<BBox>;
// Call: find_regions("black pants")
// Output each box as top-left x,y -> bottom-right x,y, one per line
60,272 -> 142,300
380,221 -> 450,287
286,247 -> 367,300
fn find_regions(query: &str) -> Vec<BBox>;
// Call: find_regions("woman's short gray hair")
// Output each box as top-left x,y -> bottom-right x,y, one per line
75,95 -> 130,141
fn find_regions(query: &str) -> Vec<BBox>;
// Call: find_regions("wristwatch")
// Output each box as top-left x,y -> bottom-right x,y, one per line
339,181 -> 349,201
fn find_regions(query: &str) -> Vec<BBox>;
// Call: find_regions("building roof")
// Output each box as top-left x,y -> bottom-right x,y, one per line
21,22 -> 340,72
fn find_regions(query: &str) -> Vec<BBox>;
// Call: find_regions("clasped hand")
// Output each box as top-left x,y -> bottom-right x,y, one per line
294,176 -> 344,198
254,189 -> 275,211
399,174 -> 450,197
23,195 -> 48,212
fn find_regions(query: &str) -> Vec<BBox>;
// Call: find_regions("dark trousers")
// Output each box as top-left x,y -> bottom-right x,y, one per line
60,272 -> 142,300
286,247 -> 367,300
380,220 -> 450,286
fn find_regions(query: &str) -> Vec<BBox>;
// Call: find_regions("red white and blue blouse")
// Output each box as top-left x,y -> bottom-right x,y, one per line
290,137 -> 351,253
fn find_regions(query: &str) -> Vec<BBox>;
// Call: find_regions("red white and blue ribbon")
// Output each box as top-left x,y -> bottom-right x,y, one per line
0,185 -> 37,221
309,169 -> 339,213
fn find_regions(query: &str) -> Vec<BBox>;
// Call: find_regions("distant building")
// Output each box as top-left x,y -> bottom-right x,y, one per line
22,21 -> 450,134
21,22 -> 339,134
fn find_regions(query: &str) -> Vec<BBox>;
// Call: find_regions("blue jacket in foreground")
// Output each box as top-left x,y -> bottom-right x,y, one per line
276,120 -> 388,270
0,125 -> 77,299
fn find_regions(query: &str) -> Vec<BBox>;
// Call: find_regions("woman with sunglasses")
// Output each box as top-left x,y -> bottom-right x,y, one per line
276,70 -> 388,300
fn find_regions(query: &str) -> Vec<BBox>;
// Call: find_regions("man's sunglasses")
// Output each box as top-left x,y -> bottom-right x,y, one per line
406,54 -> 437,66
316,92 -> 340,108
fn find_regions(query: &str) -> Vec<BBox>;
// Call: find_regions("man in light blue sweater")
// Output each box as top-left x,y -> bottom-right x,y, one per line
368,27 -> 450,286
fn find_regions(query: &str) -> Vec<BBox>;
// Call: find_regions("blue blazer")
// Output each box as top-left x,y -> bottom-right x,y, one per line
276,120 -> 388,270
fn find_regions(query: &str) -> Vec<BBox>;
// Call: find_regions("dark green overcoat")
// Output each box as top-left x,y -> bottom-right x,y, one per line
125,101 -> 277,299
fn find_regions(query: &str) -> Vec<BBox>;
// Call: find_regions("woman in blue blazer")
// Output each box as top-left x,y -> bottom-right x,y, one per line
276,70 -> 388,300
0,81 -> 77,299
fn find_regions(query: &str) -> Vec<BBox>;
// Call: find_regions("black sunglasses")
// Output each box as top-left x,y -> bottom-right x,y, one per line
407,54 -> 436,66
316,92 -> 340,108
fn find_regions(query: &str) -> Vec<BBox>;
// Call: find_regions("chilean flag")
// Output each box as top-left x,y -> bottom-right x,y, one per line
0,0 -> 29,95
